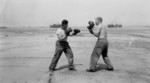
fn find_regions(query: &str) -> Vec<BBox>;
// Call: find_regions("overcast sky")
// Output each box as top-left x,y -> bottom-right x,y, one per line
0,0 -> 150,27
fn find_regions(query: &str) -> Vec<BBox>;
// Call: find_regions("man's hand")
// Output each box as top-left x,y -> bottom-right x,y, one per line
87,21 -> 95,29
65,27 -> 72,36
72,29 -> 81,35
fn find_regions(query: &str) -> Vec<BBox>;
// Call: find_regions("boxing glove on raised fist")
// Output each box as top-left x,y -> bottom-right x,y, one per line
66,27 -> 72,35
72,29 -> 81,35
87,21 -> 95,29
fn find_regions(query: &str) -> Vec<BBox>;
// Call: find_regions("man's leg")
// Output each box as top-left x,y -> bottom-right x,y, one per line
102,43 -> 114,71
88,47 -> 102,72
64,44 -> 75,70
49,44 -> 63,71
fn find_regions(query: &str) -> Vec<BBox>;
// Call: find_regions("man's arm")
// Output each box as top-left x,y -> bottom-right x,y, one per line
67,32 -> 74,36
57,33 -> 66,40
87,20 -> 101,37
89,28 -> 102,37
68,33 -> 74,36
67,29 -> 81,36
65,27 -> 73,36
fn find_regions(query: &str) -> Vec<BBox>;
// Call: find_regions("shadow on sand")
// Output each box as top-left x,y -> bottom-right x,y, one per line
48,63 -> 109,83
96,63 -> 109,71
48,64 -> 83,83
55,64 -> 83,71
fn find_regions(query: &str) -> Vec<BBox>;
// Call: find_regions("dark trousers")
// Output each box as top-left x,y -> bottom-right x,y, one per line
49,40 -> 74,70
90,38 -> 113,71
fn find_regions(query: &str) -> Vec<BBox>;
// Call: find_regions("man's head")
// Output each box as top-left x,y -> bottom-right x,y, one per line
95,17 -> 103,25
61,19 -> 68,29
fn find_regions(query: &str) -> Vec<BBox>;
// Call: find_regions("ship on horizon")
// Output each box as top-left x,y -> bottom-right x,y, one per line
108,23 -> 122,28
50,23 -> 61,28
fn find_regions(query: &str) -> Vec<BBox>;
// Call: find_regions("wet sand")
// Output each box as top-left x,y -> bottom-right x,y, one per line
0,26 -> 150,83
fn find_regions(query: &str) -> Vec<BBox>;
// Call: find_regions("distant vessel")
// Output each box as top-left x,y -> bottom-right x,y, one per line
50,23 -> 61,28
0,26 -> 7,29
108,19 -> 122,28
108,24 -> 122,28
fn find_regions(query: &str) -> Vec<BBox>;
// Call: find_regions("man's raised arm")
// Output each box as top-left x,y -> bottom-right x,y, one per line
87,21 -> 101,38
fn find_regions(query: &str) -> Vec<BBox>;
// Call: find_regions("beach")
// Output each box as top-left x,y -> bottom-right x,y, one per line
0,26 -> 150,83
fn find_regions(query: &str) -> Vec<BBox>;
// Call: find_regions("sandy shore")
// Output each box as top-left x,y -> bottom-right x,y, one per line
0,26 -> 150,83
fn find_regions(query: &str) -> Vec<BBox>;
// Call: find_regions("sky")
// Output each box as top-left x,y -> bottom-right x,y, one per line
0,0 -> 150,27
